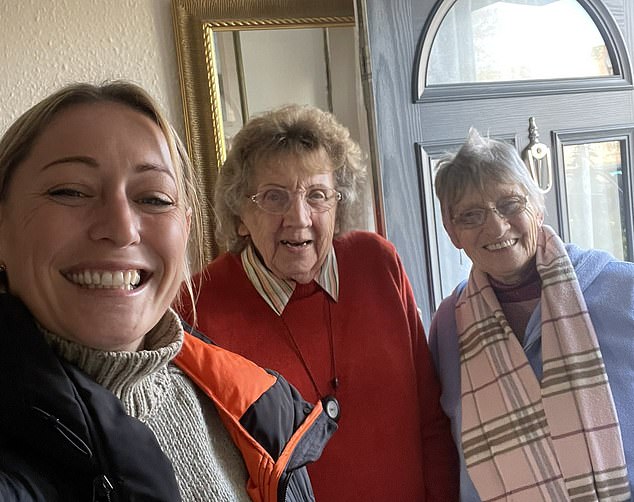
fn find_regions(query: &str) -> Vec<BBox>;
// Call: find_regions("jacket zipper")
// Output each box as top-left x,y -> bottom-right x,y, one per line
92,474 -> 114,502
278,470 -> 293,501
31,406 -> 115,501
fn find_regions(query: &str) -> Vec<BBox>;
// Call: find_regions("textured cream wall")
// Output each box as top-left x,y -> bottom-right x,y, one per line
0,0 -> 184,137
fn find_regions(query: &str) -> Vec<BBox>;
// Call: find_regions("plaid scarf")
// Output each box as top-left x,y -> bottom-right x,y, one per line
456,225 -> 630,501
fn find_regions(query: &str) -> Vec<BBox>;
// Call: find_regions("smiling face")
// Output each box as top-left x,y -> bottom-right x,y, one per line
238,149 -> 338,284
0,101 -> 191,351
444,183 -> 543,285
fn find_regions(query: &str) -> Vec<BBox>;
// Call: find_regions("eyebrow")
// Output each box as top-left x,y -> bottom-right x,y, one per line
41,156 -> 176,181
136,162 -> 176,182
258,182 -> 333,190
41,156 -> 99,170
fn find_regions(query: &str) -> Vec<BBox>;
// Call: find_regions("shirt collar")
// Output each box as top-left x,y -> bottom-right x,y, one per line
241,243 -> 339,316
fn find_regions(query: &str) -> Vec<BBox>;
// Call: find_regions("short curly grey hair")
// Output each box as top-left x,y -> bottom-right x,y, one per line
434,128 -> 545,222
214,104 -> 367,253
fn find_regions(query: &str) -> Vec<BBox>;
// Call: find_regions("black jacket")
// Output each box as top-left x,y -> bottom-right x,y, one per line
0,294 -> 337,501
0,294 -> 182,501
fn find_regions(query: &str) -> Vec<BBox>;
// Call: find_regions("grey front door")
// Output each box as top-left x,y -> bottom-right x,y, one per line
359,0 -> 634,326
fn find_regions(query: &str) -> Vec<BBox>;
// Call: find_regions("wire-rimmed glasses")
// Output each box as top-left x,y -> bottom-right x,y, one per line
451,195 -> 528,228
248,187 -> 342,215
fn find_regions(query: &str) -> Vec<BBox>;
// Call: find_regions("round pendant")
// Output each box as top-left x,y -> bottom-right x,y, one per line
322,395 -> 341,421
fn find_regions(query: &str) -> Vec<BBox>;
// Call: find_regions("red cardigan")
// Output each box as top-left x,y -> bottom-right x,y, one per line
181,231 -> 458,501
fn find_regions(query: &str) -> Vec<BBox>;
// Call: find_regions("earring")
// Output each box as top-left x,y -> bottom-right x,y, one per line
0,263 -> 6,272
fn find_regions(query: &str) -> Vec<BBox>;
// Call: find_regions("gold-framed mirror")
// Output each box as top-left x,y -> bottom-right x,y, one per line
171,0 -> 356,258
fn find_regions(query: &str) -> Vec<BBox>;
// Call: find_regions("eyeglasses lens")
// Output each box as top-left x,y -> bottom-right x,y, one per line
454,196 -> 526,228
252,188 -> 341,214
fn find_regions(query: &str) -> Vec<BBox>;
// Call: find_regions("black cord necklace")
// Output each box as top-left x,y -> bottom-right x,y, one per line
279,295 -> 339,402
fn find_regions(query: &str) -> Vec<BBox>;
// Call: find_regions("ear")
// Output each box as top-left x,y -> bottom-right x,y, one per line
537,208 -> 545,226
238,220 -> 250,237
441,204 -> 463,249
444,221 -> 463,249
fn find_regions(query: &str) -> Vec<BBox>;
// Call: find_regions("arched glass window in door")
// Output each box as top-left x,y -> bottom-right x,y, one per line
415,0 -> 632,101
429,0 -> 611,84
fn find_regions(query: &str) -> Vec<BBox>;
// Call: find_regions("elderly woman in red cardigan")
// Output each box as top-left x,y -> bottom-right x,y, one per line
179,104 -> 458,501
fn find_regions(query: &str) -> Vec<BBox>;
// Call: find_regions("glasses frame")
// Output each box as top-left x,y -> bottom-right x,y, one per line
451,194 -> 529,229
248,187 -> 342,215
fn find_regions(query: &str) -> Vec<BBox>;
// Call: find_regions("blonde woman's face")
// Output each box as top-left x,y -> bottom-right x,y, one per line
0,102 -> 191,351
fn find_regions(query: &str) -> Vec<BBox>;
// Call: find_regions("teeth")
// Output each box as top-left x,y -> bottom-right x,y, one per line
282,240 -> 311,247
101,272 -> 113,287
112,272 -> 123,287
66,269 -> 142,290
486,239 -> 516,251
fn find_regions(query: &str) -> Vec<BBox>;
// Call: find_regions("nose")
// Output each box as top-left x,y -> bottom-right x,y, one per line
88,192 -> 141,247
483,207 -> 510,236
282,192 -> 312,227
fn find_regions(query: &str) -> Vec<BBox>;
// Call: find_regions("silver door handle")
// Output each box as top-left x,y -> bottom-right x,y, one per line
522,117 -> 552,192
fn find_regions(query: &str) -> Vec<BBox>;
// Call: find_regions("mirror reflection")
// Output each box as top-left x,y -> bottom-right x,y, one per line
215,27 -> 358,151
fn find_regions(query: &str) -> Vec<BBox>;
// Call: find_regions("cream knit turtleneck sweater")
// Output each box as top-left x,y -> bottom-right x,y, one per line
44,309 -> 251,502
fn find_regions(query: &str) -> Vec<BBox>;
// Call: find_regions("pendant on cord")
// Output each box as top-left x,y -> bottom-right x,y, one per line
322,395 -> 341,422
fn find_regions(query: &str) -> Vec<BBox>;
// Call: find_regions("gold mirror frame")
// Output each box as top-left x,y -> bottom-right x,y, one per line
171,0 -> 355,258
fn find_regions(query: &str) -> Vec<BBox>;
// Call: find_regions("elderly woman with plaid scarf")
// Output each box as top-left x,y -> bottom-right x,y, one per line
429,128 -> 633,502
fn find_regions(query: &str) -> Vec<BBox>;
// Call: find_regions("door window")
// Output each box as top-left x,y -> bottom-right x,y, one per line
415,0 -> 631,102
428,0 -> 612,85
564,141 -> 624,258
554,129 -> 634,261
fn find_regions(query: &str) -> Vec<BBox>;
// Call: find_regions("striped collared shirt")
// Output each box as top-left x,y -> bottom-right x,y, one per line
240,244 -> 339,316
